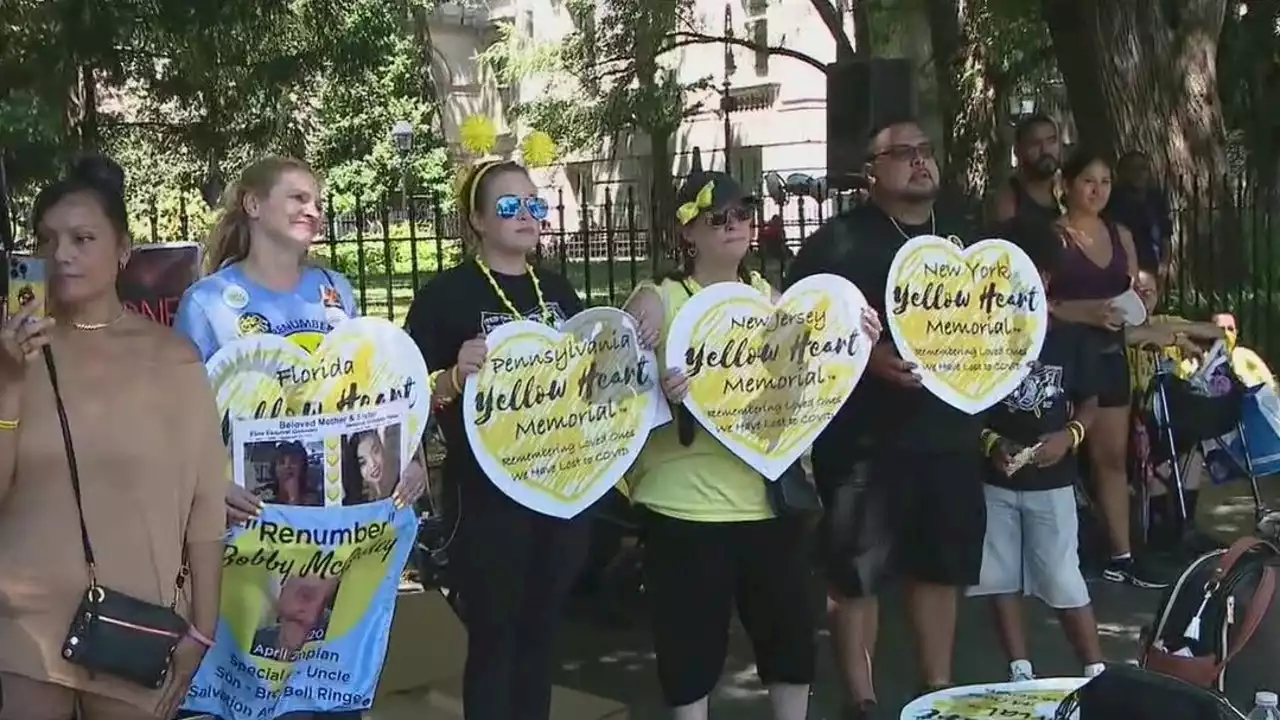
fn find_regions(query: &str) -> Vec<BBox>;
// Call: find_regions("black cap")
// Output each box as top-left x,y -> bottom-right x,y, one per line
674,170 -> 756,225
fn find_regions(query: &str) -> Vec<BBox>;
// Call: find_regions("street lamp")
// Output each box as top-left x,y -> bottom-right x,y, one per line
391,120 -> 415,154
391,120 -> 415,212
721,2 -> 735,169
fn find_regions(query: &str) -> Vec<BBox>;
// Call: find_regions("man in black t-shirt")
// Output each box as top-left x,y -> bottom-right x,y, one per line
967,218 -> 1107,683
986,114 -> 1062,228
787,118 -> 985,712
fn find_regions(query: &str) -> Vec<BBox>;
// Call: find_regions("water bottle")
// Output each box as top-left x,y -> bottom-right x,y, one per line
1247,691 -> 1280,720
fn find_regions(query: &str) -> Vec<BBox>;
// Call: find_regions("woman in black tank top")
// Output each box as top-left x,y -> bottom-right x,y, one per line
1050,151 -> 1165,587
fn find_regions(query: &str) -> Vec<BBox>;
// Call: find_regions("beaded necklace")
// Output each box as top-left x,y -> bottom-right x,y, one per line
475,257 -> 552,326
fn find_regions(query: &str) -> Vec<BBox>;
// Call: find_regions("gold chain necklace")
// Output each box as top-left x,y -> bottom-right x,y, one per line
475,258 -> 551,326
73,311 -> 127,331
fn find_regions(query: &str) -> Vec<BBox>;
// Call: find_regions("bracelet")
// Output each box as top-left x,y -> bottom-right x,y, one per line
981,429 -> 1001,456
450,366 -> 462,394
0,418 -> 17,430
428,369 -> 446,393
187,627 -> 215,649
1067,421 -> 1085,448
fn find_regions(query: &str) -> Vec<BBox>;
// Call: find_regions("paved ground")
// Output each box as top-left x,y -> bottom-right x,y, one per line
546,479 -> 1278,719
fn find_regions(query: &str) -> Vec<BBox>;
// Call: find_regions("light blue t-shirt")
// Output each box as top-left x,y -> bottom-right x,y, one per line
175,263 -> 359,361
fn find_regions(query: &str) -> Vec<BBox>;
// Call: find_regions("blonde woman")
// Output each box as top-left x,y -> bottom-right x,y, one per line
174,156 -> 426,720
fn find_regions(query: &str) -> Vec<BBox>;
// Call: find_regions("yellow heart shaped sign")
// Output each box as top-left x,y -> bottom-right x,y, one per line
463,308 -> 660,518
664,274 -> 872,480
885,235 -> 1048,414
206,316 -> 430,466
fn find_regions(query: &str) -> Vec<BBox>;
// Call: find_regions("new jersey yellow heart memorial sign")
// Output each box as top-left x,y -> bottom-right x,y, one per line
205,317 -> 431,504
664,274 -> 872,480
463,307 -> 660,519
885,235 -> 1048,415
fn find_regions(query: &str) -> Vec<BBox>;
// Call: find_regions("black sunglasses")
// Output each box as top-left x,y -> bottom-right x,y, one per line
706,206 -> 754,227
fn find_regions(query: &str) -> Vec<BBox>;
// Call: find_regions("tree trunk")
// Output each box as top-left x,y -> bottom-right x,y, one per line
1041,0 -> 1233,282
923,0 -> 996,202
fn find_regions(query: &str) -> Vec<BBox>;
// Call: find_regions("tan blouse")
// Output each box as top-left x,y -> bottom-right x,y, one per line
0,313 -> 227,713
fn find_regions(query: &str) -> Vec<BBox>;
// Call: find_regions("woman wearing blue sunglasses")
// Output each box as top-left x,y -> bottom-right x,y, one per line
405,160 -> 589,720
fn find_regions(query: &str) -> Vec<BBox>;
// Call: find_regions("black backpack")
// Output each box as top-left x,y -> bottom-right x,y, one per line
1140,537 -> 1280,708
1055,665 -> 1247,719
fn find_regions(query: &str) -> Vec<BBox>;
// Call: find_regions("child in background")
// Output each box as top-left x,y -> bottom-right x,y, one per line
969,218 -> 1107,682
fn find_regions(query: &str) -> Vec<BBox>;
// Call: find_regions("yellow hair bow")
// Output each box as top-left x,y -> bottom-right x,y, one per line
676,181 -> 716,225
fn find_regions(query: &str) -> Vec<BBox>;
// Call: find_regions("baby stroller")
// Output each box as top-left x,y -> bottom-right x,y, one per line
1136,346 -> 1247,554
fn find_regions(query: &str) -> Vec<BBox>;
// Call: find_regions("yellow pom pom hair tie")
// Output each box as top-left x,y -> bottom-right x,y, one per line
458,114 -> 498,156
521,131 -> 558,168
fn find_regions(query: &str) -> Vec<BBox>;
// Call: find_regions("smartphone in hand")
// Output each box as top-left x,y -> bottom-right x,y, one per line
7,256 -> 47,321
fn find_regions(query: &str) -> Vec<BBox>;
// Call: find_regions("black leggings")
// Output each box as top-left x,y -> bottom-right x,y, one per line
452,480 -> 591,720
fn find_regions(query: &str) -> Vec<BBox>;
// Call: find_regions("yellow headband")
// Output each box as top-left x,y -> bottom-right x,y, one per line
467,160 -> 503,216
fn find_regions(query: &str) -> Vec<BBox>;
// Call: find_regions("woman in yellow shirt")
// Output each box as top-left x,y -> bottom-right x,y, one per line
625,170 -> 879,720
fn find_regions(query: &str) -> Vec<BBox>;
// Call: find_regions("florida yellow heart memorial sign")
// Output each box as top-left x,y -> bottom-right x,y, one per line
664,274 -> 873,481
886,235 -> 1048,415
205,317 -> 431,504
463,307 -> 661,518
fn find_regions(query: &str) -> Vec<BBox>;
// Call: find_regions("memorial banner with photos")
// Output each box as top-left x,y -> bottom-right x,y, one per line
664,274 -> 873,480
885,235 -> 1048,415
180,407 -> 417,719
464,307 -> 662,518
205,316 -> 431,469
899,678 -> 1085,719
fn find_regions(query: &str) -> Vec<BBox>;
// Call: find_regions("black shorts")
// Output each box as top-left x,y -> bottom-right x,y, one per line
879,450 -> 987,586
642,510 -> 816,706
1090,333 -> 1131,407
816,461 -> 893,599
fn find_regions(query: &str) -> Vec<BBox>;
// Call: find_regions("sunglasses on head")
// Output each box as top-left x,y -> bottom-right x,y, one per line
706,205 -> 754,227
495,194 -> 549,221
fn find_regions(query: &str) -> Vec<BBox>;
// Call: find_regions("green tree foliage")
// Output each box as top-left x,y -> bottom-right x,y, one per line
2,0 -> 452,242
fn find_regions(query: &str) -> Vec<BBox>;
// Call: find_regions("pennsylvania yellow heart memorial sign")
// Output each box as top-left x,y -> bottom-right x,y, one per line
885,235 -> 1048,415
463,307 -> 661,519
205,317 -> 431,505
664,274 -> 873,480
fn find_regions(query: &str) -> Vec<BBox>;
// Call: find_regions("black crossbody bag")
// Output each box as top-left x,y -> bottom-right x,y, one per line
45,348 -> 190,689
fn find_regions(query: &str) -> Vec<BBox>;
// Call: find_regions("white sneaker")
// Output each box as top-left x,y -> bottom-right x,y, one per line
1084,662 -> 1107,678
1009,659 -> 1035,682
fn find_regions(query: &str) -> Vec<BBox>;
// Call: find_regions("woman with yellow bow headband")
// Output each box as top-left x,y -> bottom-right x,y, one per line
623,170 -> 881,720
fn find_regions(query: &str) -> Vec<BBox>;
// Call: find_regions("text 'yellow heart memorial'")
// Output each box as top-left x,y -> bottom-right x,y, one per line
664,274 -> 872,480
885,235 -> 1048,415
463,307 -> 660,518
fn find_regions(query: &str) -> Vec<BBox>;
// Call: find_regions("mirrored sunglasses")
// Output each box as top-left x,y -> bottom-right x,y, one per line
495,194 -> 549,221
706,206 -> 754,227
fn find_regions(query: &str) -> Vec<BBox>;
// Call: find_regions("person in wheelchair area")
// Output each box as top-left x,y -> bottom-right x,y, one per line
968,218 -> 1107,683
1125,269 -> 1228,547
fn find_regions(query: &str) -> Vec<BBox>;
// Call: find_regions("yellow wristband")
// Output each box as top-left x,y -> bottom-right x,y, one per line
1067,421 -> 1085,448
981,429 -> 1001,456
429,369 -> 445,393
0,418 -> 17,430
450,366 -> 463,394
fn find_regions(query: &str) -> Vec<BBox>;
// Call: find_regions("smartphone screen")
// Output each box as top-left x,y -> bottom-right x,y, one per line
7,256 -> 46,321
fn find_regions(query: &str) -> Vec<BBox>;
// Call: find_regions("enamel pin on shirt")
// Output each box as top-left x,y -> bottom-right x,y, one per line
222,284 -> 249,310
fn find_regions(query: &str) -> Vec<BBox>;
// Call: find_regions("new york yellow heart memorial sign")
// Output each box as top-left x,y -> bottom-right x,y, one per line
664,274 -> 873,480
205,317 -> 431,504
885,235 -> 1048,415
463,307 -> 660,519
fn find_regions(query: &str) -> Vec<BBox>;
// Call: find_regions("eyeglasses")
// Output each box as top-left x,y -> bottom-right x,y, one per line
495,194 -> 549,221
871,143 -> 935,163
707,206 -> 754,227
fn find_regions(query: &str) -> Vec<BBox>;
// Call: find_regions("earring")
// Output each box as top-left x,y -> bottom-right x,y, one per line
686,244 -> 698,259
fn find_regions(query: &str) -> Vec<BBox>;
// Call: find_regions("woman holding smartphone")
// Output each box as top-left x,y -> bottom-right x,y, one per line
624,170 -> 880,720
405,159 -> 590,720
174,156 -> 426,719
0,158 -> 225,720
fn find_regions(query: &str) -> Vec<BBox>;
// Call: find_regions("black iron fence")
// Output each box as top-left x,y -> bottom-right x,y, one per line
7,176 -> 1280,360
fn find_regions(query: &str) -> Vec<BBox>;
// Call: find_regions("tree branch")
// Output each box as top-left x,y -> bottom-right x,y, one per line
809,0 -> 856,60
662,32 -> 828,73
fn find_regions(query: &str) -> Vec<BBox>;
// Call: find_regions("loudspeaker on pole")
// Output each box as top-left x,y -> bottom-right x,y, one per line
826,58 -> 917,190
